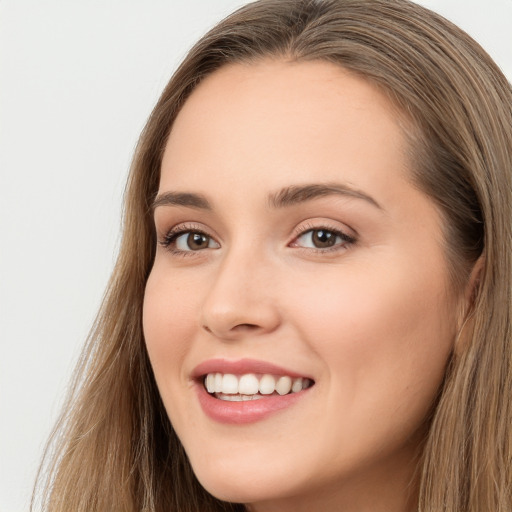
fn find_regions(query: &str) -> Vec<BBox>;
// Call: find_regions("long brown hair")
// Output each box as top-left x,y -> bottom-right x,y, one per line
34,1 -> 512,510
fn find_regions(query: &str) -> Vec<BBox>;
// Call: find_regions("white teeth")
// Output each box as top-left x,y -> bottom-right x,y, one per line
222,374 -> 238,394
292,377 -> 303,393
216,393 -> 265,402
275,376 -> 292,395
238,374 -> 259,395
242,394 -> 262,401
259,374 -> 276,395
214,373 -> 223,393
205,373 -> 215,393
204,372 -> 313,397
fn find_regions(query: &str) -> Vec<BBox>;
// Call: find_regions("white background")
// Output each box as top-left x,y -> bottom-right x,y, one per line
1,1 -> 510,511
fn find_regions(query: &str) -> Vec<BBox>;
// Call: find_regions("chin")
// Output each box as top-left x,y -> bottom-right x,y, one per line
188,453 -> 302,505
195,470 -> 276,504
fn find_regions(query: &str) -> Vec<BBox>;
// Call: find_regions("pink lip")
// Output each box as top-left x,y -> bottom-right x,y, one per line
191,358 -> 314,424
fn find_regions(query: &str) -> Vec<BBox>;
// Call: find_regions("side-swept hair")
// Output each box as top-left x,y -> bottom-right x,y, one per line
34,1 -> 512,511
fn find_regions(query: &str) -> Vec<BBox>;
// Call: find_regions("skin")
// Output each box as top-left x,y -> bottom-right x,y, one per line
143,60 -> 469,512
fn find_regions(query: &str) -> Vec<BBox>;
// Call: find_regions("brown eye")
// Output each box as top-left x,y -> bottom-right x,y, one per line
174,231 -> 217,251
164,230 -> 220,252
187,232 -> 210,250
311,230 -> 337,248
293,228 -> 355,251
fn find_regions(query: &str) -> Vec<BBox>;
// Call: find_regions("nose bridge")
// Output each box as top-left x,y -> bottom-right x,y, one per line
200,241 -> 279,339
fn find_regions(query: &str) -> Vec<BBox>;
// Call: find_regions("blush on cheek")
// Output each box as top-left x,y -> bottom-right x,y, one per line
296,262 -> 455,388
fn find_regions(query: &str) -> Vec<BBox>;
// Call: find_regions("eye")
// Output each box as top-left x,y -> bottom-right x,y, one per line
161,228 -> 220,253
292,228 -> 355,250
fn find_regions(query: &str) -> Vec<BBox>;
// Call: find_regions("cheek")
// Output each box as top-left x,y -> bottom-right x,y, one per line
288,260 -> 457,432
142,269 -> 198,385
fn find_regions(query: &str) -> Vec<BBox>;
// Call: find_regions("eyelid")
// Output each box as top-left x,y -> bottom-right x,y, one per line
157,219 -> 356,255
289,221 -> 357,251
158,222 -> 220,254
292,219 -> 356,239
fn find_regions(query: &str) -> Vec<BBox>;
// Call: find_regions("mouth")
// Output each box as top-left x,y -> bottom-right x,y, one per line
192,359 -> 315,423
204,372 -> 314,401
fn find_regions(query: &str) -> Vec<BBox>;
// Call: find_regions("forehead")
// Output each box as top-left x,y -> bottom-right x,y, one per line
160,59 -> 409,200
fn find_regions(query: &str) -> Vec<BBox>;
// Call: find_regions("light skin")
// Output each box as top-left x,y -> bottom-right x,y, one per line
143,60 -> 469,512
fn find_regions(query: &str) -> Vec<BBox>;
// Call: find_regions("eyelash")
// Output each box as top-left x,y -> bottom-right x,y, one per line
158,222 -> 357,257
159,223 -> 214,257
290,223 -> 356,253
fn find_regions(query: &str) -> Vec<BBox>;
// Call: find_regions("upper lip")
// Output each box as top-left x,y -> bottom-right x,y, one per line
191,358 -> 312,380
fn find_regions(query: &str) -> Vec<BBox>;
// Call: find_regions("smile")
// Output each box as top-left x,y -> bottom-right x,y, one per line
204,373 -> 313,400
192,359 -> 315,423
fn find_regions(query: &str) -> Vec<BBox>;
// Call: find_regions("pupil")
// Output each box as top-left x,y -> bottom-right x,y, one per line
188,232 -> 208,250
313,230 -> 336,248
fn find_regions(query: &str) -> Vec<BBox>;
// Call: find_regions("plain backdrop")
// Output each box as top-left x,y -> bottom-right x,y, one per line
1,1 -> 511,511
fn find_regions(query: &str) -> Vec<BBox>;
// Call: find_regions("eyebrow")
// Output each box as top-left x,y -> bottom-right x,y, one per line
152,191 -> 212,211
268,183 -> 382,210
152,182 -> 382,212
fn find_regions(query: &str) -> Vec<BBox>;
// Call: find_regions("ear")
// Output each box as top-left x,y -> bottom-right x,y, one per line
454,256 -> 484,353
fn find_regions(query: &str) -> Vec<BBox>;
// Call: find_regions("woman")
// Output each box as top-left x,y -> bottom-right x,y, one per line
34,0 -> 512,511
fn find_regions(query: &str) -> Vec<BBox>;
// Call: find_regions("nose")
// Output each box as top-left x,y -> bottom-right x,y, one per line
200,251 -> 281,341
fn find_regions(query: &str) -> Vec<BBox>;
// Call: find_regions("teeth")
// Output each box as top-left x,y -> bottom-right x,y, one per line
203,372 -> 312,397
205,373 -> 215,393
238,374 -> 259,394
292,377 -> 303,393
214,373 -> 223,393
222,374 -> 238,394
259,374 -> 276,395
216,393 -> 265,402
275,376 -> 292,395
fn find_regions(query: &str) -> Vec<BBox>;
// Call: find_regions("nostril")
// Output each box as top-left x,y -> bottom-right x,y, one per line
202,322 -> 262,338
234,323 -> 259,331
202,323 -> 258,334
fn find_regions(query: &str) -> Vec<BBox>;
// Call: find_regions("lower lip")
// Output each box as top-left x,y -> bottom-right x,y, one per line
195,382 -> 310,424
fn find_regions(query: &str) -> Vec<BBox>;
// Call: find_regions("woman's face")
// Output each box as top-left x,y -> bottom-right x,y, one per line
143,60 -> 465,511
